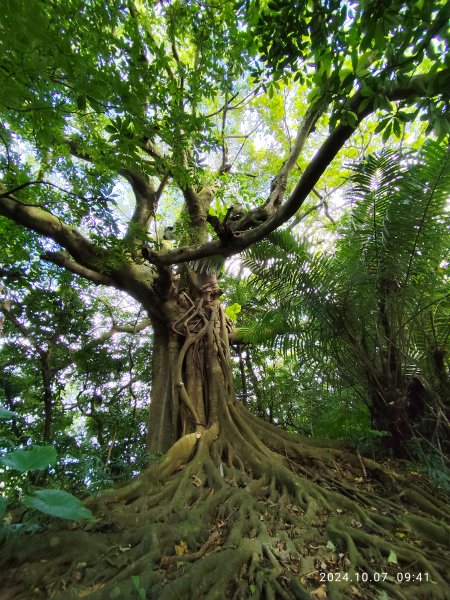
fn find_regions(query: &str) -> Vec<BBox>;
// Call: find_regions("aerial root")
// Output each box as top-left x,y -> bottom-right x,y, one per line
1,406 -> 449,600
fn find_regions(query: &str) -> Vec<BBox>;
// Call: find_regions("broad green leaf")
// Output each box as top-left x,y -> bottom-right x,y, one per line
0,407 -> 16,420
0,446 -> 57,472
23,490 -> 94,521
76,95 -> 87,111
225,303 -> 241,321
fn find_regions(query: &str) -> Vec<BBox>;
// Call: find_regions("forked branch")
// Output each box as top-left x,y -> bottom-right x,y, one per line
142,68 -> 450,267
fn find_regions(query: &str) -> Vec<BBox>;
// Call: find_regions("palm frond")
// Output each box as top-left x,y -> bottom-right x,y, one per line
238,141 -> 450,411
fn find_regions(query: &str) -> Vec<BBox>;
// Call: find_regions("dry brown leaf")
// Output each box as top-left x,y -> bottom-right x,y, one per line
78,584 -> 106,597
311,584 -> 328,598
174,540 -> 188,556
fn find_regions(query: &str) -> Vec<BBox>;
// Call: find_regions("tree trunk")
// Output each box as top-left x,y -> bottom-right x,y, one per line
146,275 -> 235,454
146,321 -> 178,453
40,350 -> 53,444
369,376 -> 430,458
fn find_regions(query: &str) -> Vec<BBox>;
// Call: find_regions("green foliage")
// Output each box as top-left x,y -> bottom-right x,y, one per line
248,0 -> 450,135
232,346 -> 372,441
22,490 -> 94,521
131,575 -> 147,600
225,303 -> 241,322
0,0 -> 449,501
240,140 -> 450,451
0,259 -> 151,496
0,408 -> 15,420
0,442 -> 94,521
387,550 -> 398,565
0,445 -> 57,472
0,496 -> 8,520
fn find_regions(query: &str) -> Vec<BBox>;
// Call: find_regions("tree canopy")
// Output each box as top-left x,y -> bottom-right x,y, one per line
0,0 -> 449,278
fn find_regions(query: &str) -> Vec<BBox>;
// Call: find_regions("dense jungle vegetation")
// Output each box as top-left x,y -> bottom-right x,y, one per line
0,0 -> 449,598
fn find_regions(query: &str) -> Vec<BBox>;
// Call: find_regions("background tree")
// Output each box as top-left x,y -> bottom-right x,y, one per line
242,141 -> 450,460
0,266 -> 152,495
0,1 -> 449,598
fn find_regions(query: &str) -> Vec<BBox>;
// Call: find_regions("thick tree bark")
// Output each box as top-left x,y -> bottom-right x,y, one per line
146,322 -> 179,453
146,275 -> 235,454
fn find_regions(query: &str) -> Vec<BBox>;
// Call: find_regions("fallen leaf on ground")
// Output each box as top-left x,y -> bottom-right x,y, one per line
175,540 -> 188,556
311,584 -> 327,598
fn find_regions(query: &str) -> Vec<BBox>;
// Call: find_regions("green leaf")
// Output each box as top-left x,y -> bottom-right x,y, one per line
225,303 -> 241,322
326,540 -> 336,551
382,122 -> 393,143
0,445 -> 57,472
358,97 -> 371,113
387,549 -> 397,564
345,111 -> 359,127
374,22 -> 385,50
306,88 -> 320,104
23,490 -> 94,521
378,96 -> 394,112
76,95 -> 87,111
0,407 -> 16,420
356,51 -> 372,71
374,118 -> 389,134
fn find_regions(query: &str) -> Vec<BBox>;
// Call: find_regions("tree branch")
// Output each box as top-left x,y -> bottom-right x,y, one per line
156,172 -> 170,200
0,300 -> 30,338
66,137 -> 161,244
42,251 -> 115,286
142,68 -> 450,267
232,104 -> 323,231
122,170 -> 157,243
0,267 -> 24,280
69,318 -> 152,359
0,193 -> 103,266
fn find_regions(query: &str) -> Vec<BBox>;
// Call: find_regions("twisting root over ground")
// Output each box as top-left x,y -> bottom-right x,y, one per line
1,400 -> 449,600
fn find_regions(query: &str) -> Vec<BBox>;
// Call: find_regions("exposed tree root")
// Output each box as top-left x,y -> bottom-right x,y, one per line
1,401 -> 449,600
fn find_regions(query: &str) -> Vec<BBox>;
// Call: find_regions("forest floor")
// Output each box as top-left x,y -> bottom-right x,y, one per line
1,404 -> 449,600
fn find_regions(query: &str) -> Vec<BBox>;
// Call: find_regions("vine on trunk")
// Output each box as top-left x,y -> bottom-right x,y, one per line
169,281 -> 235,440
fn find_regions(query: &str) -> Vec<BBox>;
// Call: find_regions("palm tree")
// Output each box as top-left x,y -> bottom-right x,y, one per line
241,140 -> 450,457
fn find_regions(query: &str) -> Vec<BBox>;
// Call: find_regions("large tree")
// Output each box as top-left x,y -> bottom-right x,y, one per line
1,1 -> 449,598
